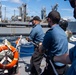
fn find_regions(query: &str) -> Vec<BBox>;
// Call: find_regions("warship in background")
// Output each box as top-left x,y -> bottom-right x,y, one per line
0,2 -> 50,37
0,2 -> 75,37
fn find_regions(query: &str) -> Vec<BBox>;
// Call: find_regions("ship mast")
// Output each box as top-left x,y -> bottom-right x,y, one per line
41,7 -> 46,20
4,7 -> 6,21
0,1 -> 2,22
52,3 -> 58,11
14,9 -> 15,17
22,3 -> 27,22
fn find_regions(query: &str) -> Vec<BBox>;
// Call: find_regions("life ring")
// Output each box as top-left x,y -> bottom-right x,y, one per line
0,45 -> 19,69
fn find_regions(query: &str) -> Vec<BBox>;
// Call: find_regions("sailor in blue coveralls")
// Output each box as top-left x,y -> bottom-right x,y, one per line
39,11 -> 68,75
53,45 -> 76,75
53,0 -> 76,75
26,16 -> 44,75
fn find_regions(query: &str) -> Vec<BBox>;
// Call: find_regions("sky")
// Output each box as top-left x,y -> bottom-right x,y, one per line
0,0 -> 75,20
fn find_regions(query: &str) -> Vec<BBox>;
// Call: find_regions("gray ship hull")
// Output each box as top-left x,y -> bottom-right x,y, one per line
0,21 -> 76,36
0,27 -> 49,36
0,22 -> 49,36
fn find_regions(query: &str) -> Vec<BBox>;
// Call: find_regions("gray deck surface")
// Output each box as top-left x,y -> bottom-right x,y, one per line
0,42 -> 74,75
18,56 -> 46,75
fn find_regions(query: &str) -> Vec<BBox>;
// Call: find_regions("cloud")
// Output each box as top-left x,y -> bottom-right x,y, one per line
27,9 -> 40,16
59,7 -> 75,20
11,0 -> 23,4
61,8 -> 73,13
2,4 -> 19,19
36,0 -> 41,2
2,0 -> 23,4
26,0 -> 30,2
2,4 -> 18,12
2,0 -> 8,1
27,8 -> 41,17
2,4 -> 6,7
62,16 -> 75,20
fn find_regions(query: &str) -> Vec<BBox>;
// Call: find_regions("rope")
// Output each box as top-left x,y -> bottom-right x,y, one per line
44,54 -> 58,75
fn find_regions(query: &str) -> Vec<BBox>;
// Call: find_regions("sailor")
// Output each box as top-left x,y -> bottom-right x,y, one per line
53,45 -> 76,75
52,1 -> 76,75
39,11 -> 68,75
69,0 -> 76,19
74,7 -> 76,19
59,19 -> 68,31
26,16 -> 44,75
59,19 -> 72,42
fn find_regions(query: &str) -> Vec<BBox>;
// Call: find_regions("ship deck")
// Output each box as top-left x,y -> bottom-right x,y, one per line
0,41 -> 75,75
0,56 -> 46,75
16,56 -> 46,75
